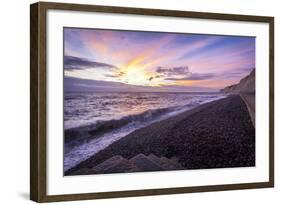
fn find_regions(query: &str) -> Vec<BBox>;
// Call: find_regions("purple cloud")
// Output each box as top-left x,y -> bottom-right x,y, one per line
166,73 -> 215,81
64,56 -> 117,70
156,66 -> 190,76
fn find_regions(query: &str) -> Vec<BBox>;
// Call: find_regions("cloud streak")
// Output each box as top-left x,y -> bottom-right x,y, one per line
64,56 -> 117,70
165,73 -> 215,81
156,66 -> 190,76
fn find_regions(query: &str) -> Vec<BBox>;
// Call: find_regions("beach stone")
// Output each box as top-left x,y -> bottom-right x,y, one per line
130,154 -> 164,171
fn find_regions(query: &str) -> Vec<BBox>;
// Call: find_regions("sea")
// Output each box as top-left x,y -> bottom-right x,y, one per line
64,92 -> 226,172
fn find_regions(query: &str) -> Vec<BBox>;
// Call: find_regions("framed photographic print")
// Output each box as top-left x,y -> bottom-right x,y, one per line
30,1 -> 274,202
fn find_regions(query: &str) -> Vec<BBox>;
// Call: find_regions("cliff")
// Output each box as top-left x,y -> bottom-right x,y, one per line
220,69 -> 255,93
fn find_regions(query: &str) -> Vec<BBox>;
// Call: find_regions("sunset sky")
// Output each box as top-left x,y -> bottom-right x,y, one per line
64,28 -> 255,92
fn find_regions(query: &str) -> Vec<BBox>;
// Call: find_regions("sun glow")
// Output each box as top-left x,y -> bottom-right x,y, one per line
120,66 -> 149,86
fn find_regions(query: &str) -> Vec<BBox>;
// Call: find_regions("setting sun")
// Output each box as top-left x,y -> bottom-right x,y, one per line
121,67 -> 149,85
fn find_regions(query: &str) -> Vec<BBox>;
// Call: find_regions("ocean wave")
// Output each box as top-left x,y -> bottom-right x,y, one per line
64,96 -> 223,144
64,105 -> 179,143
